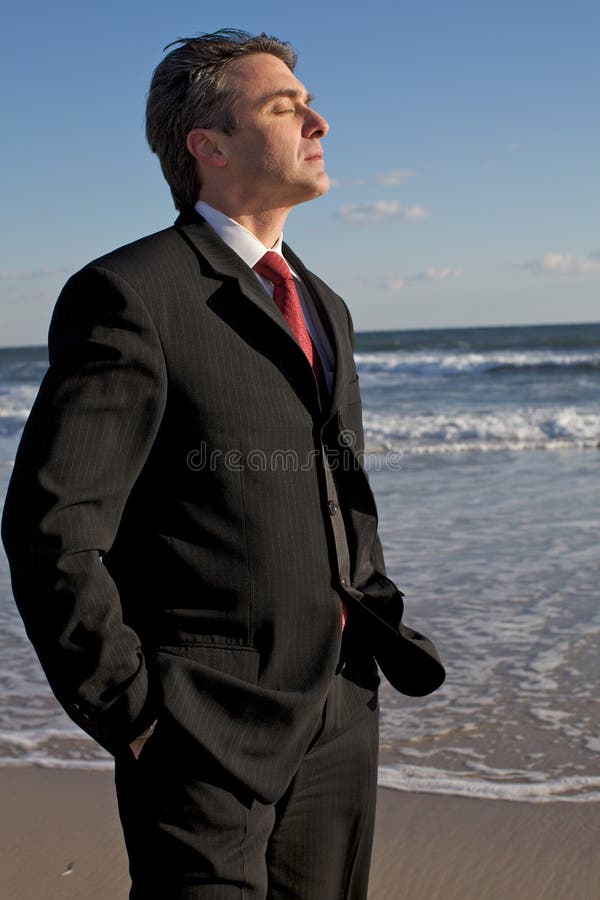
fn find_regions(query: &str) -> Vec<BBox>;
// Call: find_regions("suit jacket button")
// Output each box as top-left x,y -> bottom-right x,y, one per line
328,500 -> 339,516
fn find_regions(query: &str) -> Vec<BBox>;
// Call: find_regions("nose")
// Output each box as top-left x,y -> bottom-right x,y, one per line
304,106 -> 329,139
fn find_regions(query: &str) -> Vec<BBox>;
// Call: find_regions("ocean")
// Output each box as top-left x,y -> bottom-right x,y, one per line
1,323 -> 599,802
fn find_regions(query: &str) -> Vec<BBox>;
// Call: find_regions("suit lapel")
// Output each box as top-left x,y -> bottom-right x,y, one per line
174,211 -> 351,419
174,213 -> 296,339
282,243 -> 352,421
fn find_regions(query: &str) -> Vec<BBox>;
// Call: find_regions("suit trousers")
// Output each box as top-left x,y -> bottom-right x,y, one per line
114,668 -> 379,899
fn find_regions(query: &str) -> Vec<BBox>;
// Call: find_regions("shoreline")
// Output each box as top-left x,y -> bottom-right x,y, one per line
1,767 -> 598,899
2,757 -> 599,805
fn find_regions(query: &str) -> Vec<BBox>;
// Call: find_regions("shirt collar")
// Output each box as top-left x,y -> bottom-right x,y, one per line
195,200 -> 284,269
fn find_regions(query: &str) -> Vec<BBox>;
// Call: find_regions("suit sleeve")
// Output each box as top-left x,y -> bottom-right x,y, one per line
1,265 -> 168,753
341,299 -> 388,579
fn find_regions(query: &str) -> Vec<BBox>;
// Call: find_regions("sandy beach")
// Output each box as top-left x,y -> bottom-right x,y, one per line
1,768 -> 598,899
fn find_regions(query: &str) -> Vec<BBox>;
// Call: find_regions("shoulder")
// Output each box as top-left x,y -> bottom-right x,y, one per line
60,222 -> 207,318
50,225 -> 191,341
85,225 -> 188,281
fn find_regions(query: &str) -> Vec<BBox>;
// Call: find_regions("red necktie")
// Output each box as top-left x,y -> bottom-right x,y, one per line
254,252 -> 326,392
254,252 -> 347,628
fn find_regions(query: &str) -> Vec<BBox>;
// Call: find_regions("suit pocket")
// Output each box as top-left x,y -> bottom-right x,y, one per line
157,643 -> 260,685
154,644 -> 262,747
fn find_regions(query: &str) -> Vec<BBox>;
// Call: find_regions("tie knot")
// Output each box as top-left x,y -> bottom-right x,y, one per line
254,251 -> 293,287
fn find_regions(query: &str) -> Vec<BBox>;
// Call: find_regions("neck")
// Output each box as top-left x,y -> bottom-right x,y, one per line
198,191 -> 291,248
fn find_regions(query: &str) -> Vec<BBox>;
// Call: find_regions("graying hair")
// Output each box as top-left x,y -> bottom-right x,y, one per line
146,29 -> 297,211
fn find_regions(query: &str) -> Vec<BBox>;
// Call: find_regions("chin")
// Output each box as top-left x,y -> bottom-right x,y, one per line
317,173 -> 330,194
308,172 -> 330,198
286,173 -> 330,206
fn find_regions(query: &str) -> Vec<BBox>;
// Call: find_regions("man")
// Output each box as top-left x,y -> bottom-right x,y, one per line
2,29 -> 444,899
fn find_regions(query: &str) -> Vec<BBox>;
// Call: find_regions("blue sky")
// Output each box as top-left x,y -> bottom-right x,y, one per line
2,0 -> 599,345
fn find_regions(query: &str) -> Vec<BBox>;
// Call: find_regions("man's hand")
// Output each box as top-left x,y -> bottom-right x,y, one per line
129,720 -> 157,760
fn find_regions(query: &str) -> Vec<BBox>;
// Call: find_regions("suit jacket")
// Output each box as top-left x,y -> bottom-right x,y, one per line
2,210 -> 444,803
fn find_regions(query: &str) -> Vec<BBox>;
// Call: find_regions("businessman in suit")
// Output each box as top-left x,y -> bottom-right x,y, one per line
2,30 -> 443,899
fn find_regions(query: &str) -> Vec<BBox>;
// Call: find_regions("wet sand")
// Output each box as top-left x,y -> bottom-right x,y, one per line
1,769 -> 598,899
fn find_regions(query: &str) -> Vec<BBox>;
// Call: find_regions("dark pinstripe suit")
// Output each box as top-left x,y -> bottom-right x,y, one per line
2,210 -> 443,897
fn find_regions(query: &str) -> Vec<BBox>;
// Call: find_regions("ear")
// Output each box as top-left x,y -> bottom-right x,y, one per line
186,129 -> 228,169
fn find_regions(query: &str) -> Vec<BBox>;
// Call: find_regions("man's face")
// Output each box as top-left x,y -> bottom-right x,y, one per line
217,53 -> 330,208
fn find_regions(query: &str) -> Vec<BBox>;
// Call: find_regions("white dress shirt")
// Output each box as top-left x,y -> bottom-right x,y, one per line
195,201 -> 335,392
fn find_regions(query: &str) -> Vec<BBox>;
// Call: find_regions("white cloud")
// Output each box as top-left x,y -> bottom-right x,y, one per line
420,266 -> 464,281
338,200 -> 430,224
339,200 -> 402,223
385,277 -> 406,291
0,263 -> 79,282
384,267 -> 464,290
541,252 -> 600,274
403,205 -> 431,222
373,169 -> 416,186
351,169 -> 416,187
522,251 -> 600,275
